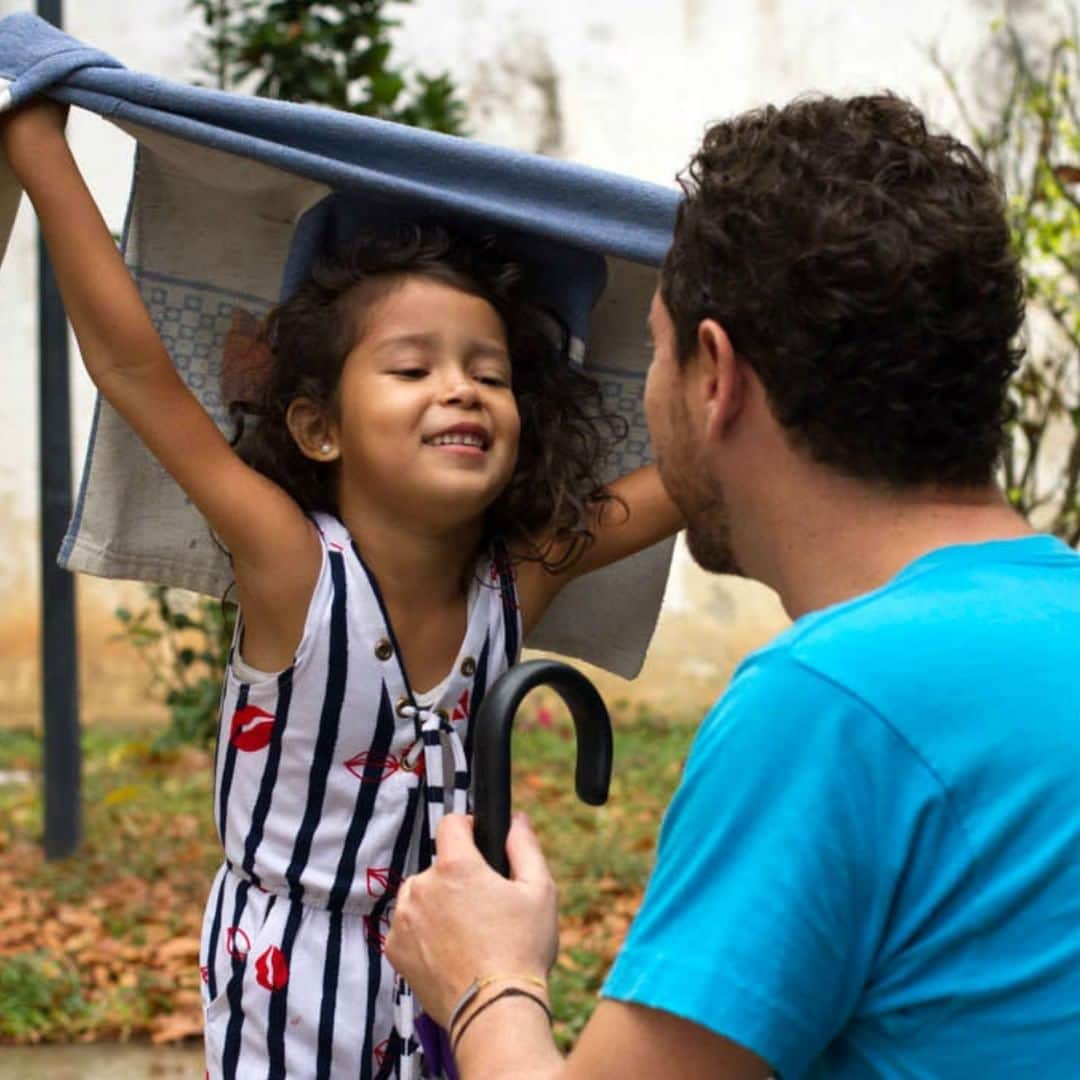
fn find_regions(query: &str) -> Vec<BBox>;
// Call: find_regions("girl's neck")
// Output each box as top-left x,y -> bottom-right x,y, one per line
338,501 -> 484,609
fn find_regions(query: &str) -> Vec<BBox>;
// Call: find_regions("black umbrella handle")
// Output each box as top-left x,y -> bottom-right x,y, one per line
471,659 -> 613,877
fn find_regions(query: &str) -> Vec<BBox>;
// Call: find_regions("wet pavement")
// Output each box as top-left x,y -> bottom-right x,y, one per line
0,1044 -> 204,1078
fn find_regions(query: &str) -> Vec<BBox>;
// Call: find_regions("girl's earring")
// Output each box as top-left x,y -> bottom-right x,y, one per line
320,442 -> 333,455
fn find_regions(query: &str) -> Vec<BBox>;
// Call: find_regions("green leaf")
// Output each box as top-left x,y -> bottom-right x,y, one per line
369,69 -> 405,106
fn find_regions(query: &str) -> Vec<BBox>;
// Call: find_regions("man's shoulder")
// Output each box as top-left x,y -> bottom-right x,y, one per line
727,534 -> 1080,747
762,534 -> 1074,657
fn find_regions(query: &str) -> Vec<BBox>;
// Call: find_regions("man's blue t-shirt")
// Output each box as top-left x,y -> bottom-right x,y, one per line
603,536 -> 1080,1077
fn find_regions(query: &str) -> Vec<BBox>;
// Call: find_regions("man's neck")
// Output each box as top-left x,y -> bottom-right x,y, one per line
743,472 -> 1035,621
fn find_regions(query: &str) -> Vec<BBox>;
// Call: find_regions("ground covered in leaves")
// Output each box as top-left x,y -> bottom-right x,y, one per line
0,700 -> 696,1050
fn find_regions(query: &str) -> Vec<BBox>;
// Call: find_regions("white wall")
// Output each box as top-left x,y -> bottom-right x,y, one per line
0,0 -> 1005,720
396,0 -> 989,179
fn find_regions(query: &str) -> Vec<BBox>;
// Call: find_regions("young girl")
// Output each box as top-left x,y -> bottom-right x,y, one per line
1,99 -> 681,1079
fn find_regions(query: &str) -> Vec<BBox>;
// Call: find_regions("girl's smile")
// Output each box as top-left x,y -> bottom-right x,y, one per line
423,422 -> 491,455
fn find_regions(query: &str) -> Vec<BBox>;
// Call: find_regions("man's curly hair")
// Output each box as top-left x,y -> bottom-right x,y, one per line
229,224 -> 623,571
661,92 -> 1025,487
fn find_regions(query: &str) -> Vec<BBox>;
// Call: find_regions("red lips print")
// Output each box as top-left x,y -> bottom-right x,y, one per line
365,866 -> 403,899
230,705 -> 275,752
255,945 -> 289,991
363,914 -> 391,951
344,751 -> 400,782
225,926 -> 251,959
452,688 -> 470,722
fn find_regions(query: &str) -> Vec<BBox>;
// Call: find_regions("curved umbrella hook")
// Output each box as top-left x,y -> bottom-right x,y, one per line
471,659 -> 613,876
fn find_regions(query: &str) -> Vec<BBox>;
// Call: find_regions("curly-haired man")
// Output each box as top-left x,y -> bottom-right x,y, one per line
386,94 -> 1080,1078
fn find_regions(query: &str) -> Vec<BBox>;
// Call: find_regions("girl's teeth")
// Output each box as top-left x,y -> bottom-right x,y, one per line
431,434 -> 483,447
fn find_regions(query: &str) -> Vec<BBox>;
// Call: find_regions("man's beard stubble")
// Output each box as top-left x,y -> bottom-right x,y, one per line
684,490 -> 742,576
659,446 -> 743,576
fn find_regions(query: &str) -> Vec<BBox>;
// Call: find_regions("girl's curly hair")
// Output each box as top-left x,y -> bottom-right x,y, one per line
227,224 -> 625,571
661,93 -> 1025,488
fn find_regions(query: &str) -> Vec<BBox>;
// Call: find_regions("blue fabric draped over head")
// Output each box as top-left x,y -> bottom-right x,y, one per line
279,191 -> 609,359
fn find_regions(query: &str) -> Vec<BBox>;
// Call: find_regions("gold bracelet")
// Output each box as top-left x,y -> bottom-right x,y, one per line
447,972 -> 547,1036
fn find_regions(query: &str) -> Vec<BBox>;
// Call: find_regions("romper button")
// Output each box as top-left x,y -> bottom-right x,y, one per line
374,638 -> 394,661
460,656 -> 476,677
396,696 -> 411,718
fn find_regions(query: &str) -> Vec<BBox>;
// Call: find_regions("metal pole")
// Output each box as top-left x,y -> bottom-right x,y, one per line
36,0 -> 81,859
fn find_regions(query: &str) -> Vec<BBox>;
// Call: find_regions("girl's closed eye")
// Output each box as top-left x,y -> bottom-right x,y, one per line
393,366 -> 429,380
470,353 -> 512,389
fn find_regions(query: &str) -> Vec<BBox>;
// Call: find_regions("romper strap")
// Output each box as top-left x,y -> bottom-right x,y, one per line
310,510 -> 352,552
490,539 -> 520,666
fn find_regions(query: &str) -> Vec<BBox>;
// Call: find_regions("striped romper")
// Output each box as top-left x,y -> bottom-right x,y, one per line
199,512 -> 520,1079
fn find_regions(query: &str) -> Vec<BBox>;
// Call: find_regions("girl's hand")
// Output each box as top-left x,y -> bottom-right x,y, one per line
386,812 -> 559,1028
0,97 -> 69,172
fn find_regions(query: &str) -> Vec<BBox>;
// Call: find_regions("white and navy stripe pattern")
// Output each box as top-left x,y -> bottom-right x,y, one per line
200,512 -> 520,1079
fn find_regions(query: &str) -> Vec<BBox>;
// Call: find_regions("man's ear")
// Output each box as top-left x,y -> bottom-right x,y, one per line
696,318 -> 744,441
286,397 -> 340,462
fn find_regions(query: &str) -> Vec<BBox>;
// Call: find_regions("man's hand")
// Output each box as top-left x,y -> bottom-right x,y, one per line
386,812 -> 559,1027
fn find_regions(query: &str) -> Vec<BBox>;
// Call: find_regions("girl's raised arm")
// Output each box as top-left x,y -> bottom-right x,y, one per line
1,101 -> 319,645
514,463 -> 685,635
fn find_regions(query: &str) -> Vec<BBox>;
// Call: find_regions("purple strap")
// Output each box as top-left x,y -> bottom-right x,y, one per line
414,1012 -> 459,1080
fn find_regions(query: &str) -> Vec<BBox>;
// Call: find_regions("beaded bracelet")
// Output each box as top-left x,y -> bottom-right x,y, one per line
446,972 -> 547,1037
450,986 -> 552,1057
